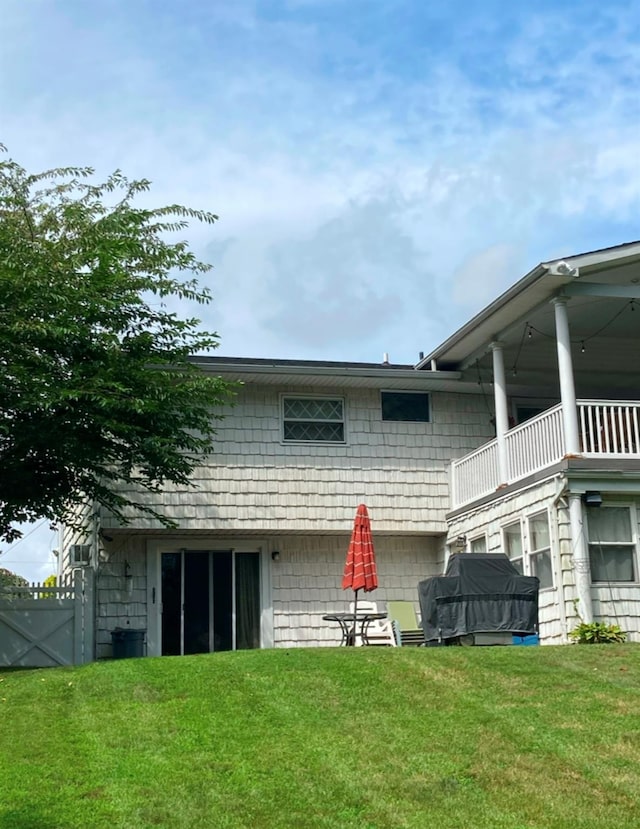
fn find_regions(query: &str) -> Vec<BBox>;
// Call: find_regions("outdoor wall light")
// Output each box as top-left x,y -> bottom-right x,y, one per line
124,560 -> 133,595
455,535 -> 467,551
271,550 -> 281,562
582,491 -> 603,508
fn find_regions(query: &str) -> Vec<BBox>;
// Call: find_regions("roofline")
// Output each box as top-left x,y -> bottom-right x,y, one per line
418,239 -> 640,369
192,356 -> 462,383
192,356 -> 414,370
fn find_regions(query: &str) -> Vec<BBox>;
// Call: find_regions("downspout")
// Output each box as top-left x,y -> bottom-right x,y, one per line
551,478 -> 569,642
568,492 -> 594,623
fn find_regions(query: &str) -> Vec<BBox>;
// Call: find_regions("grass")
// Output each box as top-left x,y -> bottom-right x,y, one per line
1,645 -> 640,828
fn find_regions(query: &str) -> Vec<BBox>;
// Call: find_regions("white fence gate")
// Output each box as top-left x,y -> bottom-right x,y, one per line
0,570 -> 94,667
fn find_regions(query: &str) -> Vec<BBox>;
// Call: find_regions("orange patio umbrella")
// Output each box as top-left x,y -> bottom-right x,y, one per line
342,504 -> 378,645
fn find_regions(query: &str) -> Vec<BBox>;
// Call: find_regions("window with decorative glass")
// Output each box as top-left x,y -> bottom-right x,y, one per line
282,396 -> 345,443
503,521 -> 523,574
587,506 -> 637,583
527,512 -> 553,589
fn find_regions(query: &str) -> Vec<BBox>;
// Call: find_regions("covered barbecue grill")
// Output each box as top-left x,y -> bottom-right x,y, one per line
418,553 -> 539,645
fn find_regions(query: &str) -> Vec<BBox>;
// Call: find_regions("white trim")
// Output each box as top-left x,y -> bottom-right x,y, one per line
499,509 -> 555,589
146,549 -> 161,656
526,508 -> 554,591
501,519 -> 524,573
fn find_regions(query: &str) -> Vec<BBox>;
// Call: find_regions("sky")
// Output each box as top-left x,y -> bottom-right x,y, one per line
2,0 -> 640,580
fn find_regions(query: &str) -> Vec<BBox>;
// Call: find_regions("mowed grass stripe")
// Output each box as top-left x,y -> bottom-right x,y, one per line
1,645 -> 639,828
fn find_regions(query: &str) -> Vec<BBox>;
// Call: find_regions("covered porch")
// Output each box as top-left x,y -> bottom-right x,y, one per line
416,242 -> 640,510
420,242 -> 640,626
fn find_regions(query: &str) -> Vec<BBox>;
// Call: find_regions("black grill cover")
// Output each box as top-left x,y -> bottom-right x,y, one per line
418,553 -> 539,642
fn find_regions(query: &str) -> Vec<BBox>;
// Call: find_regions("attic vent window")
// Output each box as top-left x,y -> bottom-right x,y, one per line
70,544 -> 91,566
381,391 -> 430,422
282,396 -> 345,443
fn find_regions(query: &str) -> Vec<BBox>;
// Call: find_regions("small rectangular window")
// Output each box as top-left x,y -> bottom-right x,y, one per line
282,396 -> 345,443
503,522 -> 523,574
70,544 -> 91,566
381,391 -> 430,422
470,535 -> 487,553
528,512 -> 553,589
587,506 -> 636,583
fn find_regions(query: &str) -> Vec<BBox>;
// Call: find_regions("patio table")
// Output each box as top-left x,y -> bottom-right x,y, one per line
322,612 -> 388,646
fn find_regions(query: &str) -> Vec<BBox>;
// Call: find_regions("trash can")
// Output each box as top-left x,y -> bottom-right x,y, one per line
111,627 -> 146,659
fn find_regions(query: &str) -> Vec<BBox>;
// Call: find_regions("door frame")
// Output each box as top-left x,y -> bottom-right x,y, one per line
146,538 -> 273,656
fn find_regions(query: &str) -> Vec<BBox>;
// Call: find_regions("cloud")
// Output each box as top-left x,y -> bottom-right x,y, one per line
451,244 -> 520,311
262,197 -> 422,352
3,0 -> 640,568
0,523 -> 58,584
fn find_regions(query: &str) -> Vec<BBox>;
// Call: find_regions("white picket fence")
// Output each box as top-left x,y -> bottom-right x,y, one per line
0,570 -> 94,667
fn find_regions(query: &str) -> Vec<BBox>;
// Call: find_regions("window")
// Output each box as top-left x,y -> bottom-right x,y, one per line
587,506 -> 636,583
470,535 -> 487,553
381,391 -> 430,422
503,522 -> 523,574
528,513 -> 553,589
70,544 -> 91,566
502,516 -> 552,586
282,396 -> 345,443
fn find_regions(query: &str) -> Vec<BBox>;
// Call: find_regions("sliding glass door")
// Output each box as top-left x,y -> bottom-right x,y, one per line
161,550 -> 260,655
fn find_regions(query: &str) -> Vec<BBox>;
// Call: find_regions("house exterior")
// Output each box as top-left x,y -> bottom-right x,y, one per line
61,240 -> 640,658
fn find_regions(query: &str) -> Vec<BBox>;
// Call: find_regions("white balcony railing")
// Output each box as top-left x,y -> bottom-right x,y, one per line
450,440 -> 500,509
505,404 -> 564,481
451,400 -> 640,509
579,401 -> 640,455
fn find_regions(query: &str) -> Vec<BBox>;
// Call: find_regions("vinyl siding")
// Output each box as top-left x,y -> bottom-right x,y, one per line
100,384 -> 493,534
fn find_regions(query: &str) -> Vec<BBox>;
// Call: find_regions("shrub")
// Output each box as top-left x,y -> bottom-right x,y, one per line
569,599 -> 627,644
569,621 -> 627,644
0,567 -> 30,600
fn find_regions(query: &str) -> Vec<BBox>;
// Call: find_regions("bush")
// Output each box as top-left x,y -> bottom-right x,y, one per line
0,567 -> 30,600
569,621 -> 627,644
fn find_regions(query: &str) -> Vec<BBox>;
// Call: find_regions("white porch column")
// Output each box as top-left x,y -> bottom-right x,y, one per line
568,493 -> 593,622
491,341 -> 509,486
552,297 -> 581,455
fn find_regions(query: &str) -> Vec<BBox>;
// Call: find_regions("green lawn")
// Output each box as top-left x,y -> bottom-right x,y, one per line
1,645 -> 640,829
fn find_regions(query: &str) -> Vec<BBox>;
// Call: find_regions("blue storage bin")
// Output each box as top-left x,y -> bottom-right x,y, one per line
512,634 -> 539,646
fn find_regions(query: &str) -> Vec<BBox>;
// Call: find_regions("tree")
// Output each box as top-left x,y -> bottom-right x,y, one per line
0,567 -> 29,590
0,148 -> 235,542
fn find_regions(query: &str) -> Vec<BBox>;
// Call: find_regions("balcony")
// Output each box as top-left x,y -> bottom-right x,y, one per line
451,400 -> 640,509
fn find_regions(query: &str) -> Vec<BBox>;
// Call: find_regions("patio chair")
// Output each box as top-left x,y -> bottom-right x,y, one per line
348,600 -> 396,646
387,601 -> 425,646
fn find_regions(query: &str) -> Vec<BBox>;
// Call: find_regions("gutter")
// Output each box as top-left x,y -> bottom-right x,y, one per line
551,478 -> 569,642
192,359 -> 462,383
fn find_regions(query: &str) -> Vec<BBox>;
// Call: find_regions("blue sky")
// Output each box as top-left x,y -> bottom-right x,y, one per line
2,0 -> 640,579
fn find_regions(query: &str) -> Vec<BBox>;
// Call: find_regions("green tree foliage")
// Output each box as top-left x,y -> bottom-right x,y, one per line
0,148 -> 235,542
41,574 -> 57,599
0,567 -> 29,590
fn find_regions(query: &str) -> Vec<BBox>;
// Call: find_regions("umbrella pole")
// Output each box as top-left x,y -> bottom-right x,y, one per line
350,589 -> 359,646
